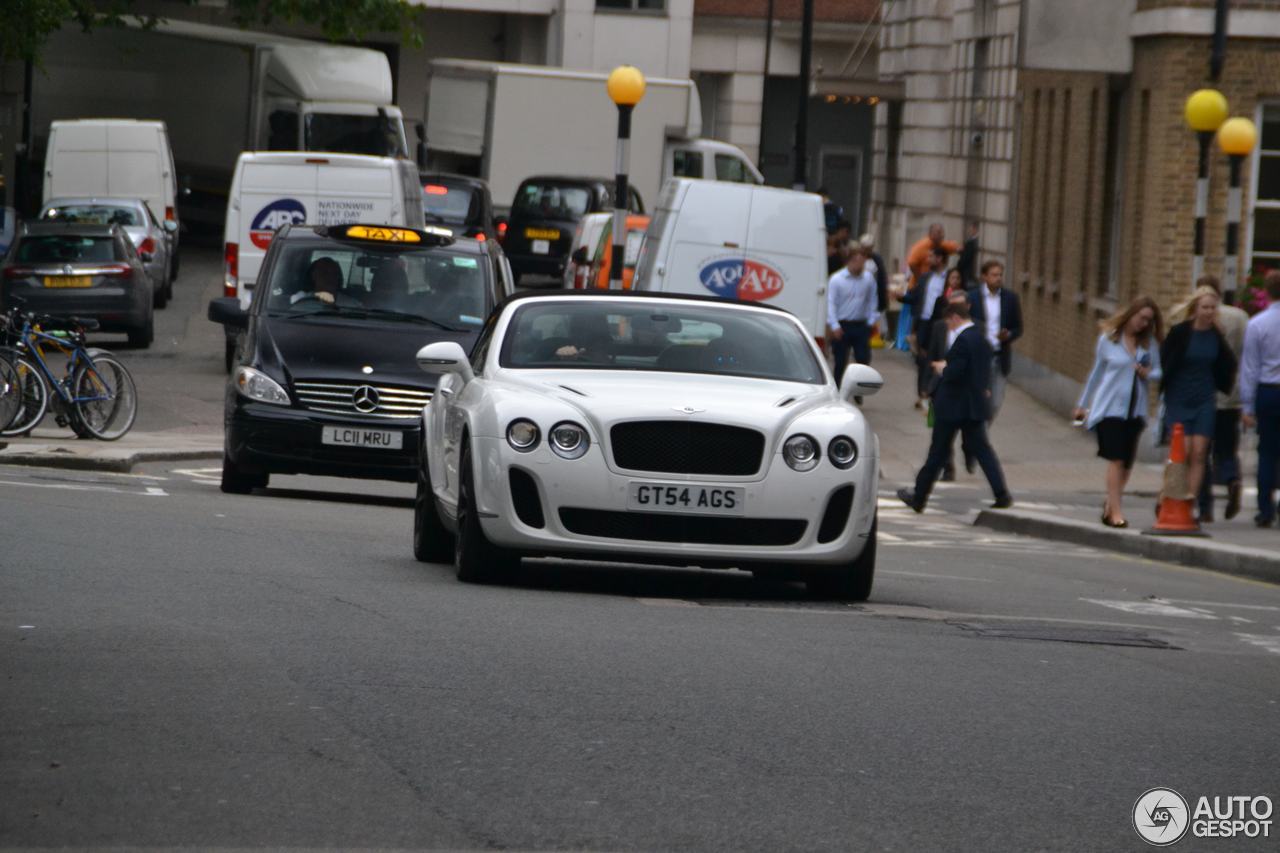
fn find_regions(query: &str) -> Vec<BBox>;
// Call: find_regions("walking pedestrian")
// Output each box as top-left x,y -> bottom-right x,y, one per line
903,247 -> 949,407
859,232 -> 889,314
956,222 -> 980,287
1240,270 -> 1280,527
1195,275 -> 1249,522
1074,296 -> 1164,528
826,220 -> 852,275
897,301 -> 1013,512
928,287 -> 972,481
827,245 -> 878,386
1160,285 -> 1238,524
968,260 -> 1022,424
906,223 -> 960,286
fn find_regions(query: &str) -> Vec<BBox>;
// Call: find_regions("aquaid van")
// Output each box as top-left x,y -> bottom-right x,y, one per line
633,179 -> 829,342
219,151 -> 425,369
43,119 -> 179,230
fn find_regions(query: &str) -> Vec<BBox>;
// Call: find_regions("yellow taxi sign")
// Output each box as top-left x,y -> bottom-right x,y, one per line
338,225 -> 423,243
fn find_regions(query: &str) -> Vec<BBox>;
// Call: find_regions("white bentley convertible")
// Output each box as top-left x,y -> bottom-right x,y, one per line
412,291 -> 885,599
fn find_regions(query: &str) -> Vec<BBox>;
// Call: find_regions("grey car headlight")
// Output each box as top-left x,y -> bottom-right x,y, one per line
828,436 -> 858,469
549,421 -> 590,459
783,434 -> 819,471
235,366 -> 290,406
507,419 -> 540,452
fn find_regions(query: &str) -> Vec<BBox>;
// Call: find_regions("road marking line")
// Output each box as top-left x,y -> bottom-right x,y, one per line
1162,598 -> 1280,612
1083,599 -> 1219,620
1235,633 -> 1280,655
145,487 -> 168,496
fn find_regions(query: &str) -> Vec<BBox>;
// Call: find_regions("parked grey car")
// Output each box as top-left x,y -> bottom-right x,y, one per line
39,197 -> 176,308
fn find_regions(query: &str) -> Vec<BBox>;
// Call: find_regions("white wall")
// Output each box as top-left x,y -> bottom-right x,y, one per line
1022,0 -> 1135,73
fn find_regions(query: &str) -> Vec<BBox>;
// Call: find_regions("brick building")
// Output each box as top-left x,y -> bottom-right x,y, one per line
874,0 -> 1280,412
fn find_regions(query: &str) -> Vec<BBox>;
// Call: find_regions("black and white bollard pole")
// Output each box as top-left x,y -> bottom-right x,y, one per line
1218,117 -> 1257,300
607,66 -> 646,290
1193,131 -> 1212,286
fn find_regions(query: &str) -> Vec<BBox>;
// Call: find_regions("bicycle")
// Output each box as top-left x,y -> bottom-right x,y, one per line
0,349 -> 19,432
0,307 -> 138,440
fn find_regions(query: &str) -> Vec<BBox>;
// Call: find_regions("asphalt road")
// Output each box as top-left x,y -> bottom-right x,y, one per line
2,460 -> 1277,850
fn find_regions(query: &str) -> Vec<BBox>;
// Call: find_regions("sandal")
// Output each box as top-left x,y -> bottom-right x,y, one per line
1103,516 -> 1129,529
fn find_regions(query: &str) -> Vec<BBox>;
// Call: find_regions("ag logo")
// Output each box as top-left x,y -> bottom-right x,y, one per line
698,257 -> 785,301
250,198 -> 306,250
1133,788 -> 1190,846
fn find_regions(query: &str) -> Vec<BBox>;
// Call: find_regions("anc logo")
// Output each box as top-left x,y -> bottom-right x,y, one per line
249,199 -> 306,250
698,257 -> 785,301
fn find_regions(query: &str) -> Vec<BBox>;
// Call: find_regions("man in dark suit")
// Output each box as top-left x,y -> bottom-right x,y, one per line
967,260 -> 1022,423
898,301 -> 1014,512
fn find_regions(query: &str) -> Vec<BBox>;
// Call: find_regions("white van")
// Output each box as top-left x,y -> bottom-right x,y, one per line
43,119 -> 180,273
633,179 -> 828,342
220,151 -> 425,368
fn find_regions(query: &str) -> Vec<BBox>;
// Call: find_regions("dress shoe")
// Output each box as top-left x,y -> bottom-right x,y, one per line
897,488 -> 924,513
1226,481 -> 1242,520
991,494 -> 1014,509
1257,515 -> 1275,529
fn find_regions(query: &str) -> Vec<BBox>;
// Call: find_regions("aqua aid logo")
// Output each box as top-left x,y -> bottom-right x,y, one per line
250,199 -> 306,250
698,257 -> 785,301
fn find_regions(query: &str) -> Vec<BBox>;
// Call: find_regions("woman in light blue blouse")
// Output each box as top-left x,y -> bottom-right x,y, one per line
1074,296 -> 1165,527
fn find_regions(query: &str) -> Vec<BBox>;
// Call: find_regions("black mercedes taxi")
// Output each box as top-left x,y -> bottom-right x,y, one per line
208,223 -> 512,493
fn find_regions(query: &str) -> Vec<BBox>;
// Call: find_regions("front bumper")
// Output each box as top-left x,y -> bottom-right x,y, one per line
227,400 -> 420,482
468,437 -> 878,568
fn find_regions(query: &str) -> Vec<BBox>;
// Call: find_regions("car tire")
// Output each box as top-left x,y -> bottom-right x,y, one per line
807,511 -> 876,602
454,443 -> 519,583
128,314 -> 154,348
414,452 -> 454,563
220,450 -> 268,495
224,339 -> 237,373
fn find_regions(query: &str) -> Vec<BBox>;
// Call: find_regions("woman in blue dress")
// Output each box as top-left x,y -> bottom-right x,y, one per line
1159,286 -> 1238,521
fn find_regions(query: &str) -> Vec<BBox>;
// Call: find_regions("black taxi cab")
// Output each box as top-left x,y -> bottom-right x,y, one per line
208,223 -> 512,493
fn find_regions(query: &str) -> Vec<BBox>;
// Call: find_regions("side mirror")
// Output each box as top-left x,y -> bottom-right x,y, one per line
841,364 -> 884,403
163,220 -> 178,234
208,296 -> 249,330
571,246 -> 589,265
417,341 -> 473,383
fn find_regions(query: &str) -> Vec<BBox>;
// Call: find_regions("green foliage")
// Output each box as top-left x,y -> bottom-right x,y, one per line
0,0 -> 421,64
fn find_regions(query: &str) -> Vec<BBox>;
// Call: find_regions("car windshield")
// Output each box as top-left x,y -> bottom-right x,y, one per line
17,235 -> 119,263
41,205 -> 142,227
304,113 -> 407,158
422,181 -> 478,226
512,182 -> 591,220
500,301 -> 824,383
262,239 -> 490,331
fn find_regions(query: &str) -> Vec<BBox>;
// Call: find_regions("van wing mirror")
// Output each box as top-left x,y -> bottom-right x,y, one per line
163,220 -> 178,234
208,296 -> 248,330
417,341 -> 474,383
840,364 -> 884,403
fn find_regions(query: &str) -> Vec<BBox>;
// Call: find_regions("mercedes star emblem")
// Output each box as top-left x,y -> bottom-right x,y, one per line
352,385 -> 380,413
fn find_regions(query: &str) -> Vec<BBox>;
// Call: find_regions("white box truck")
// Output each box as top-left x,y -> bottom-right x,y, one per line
30,20 -> 411,232
423,59 -> 762,211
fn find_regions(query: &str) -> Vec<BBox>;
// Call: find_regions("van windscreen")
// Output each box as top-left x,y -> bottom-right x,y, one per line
305,113 -> 407,158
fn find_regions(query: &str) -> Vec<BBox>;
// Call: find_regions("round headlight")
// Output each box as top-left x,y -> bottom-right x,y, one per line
783,434 -> 819,471
506,419 -> 540,451
549,421 -> 590,459
828,436 -> 858,469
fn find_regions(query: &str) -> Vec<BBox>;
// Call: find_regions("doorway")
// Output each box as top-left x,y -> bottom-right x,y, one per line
817,146 -> 863,234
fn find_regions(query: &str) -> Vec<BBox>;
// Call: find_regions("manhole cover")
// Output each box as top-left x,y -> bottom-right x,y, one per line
951,621 -> 1179,649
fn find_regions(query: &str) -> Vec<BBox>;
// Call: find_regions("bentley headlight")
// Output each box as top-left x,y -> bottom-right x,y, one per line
783,434 -> 819,471
549,421 -> 589,459
235,366 -> 290,406
828,436 -> 858,469
507,419 -> 540,452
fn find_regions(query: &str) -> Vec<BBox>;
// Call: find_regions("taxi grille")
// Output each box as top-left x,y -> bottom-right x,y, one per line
292,381 -> 431,420
609,421 -> 765,476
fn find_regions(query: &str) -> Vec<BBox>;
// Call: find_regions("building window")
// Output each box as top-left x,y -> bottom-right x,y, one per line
1098,86 -> 1128,299
596,0 -> 665,10
1249,103 -> 1280,274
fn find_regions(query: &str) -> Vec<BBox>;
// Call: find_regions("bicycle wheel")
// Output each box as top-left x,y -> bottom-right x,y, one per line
0,354 -> 19,431
0,356 -> 49,437
70,354 -> 137,441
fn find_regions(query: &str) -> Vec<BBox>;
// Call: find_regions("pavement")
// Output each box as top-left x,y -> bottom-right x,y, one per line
862,343 -> 1280,583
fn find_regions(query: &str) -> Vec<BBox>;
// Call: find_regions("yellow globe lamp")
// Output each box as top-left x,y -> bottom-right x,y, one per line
1218,117 -> 1258,157
607,65 -> 646,107
1184,89 -> 1228,132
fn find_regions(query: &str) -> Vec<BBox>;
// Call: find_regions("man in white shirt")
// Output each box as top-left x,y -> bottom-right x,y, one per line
968,260 -> 1022,424
827,246 -> 878,386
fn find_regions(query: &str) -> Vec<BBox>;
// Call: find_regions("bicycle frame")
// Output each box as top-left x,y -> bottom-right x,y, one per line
11,318 -> 115,406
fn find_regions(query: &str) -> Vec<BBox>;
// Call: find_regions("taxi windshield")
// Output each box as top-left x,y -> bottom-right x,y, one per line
512,182 -> 591,220
263,239 -> 490,332
500,301 -> 824,384
422,182 -> 478,226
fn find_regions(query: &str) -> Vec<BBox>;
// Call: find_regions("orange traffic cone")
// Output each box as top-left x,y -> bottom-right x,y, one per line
1144,423 -> 1209,537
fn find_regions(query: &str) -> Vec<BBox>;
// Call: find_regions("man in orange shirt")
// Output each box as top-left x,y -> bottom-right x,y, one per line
906,223 -> 960,283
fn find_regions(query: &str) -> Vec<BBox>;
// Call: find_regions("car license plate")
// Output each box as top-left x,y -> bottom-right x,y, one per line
43,275 -> 93,288
321,425 -> 403,449
531,239 -> 550,255
627,482 -> 745,516
525,227 -> 560,240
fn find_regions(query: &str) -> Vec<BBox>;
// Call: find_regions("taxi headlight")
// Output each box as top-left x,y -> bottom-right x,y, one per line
507,419 -> 540,452
549,421 -> 589,459
783,434 -> 819,471
235,366 -> 290,406
828,436 -> 858,469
